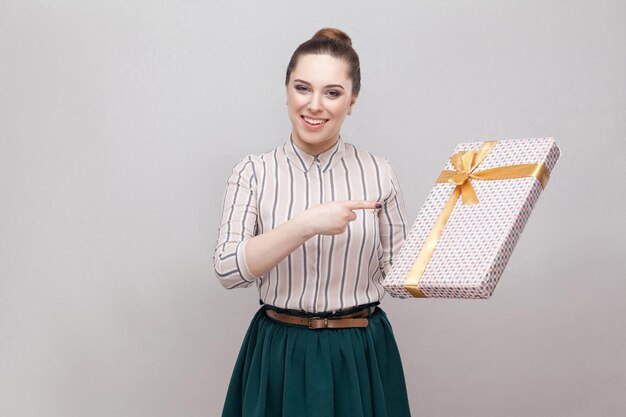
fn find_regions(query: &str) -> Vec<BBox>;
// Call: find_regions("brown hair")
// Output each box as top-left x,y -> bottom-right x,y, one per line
285,27 -> 361,96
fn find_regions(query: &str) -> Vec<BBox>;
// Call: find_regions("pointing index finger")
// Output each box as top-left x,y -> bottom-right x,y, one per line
345,200 -> 382,210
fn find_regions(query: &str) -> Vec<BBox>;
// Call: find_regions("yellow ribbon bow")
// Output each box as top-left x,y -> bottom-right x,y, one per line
404,140 -> 551,298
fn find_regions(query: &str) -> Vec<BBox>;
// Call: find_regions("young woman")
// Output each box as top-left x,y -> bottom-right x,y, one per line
214,27 -> 412,417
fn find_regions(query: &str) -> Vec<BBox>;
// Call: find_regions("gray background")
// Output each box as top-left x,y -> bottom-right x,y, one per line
1,1 -> 625,416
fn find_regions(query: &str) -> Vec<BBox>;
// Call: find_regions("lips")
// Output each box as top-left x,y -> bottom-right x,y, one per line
301,115 -> 329,127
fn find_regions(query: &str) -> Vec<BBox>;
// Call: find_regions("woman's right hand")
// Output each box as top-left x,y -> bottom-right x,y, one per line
234,200 -> 381,279
295,200 -> 382,237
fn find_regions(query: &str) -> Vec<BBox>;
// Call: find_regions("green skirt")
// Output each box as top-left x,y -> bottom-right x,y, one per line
221,301 -> 412,417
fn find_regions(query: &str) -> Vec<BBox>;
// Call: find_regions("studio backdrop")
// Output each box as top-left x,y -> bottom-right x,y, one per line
1,1 -> 624,417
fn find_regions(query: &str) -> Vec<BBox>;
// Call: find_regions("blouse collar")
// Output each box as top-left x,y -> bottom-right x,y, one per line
283,134 -> 345,173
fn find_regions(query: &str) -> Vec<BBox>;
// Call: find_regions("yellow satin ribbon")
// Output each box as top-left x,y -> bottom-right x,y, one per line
404,141 -> 550,298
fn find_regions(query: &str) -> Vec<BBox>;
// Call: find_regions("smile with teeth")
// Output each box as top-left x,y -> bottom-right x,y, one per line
302,116 -> 329,125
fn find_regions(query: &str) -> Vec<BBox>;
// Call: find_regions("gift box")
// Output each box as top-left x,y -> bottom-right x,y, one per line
383,138 -> 561,299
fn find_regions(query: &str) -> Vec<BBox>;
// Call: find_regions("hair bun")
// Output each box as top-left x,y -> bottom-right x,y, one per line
311,27 -> 352,46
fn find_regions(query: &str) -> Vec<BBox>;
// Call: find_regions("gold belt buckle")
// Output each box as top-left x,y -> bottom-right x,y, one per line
308,317 -> 328,329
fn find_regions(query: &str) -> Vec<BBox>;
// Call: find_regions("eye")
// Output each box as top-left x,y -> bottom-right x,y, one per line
295,85 -> 310,93
326,90 -> 341,98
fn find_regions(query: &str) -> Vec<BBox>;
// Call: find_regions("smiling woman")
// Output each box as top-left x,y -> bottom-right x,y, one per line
214,27 -> 413,417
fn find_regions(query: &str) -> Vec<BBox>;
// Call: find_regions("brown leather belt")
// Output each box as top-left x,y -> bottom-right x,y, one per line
265,307 -> 372,329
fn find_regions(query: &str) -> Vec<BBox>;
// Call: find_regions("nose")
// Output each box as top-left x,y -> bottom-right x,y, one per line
307,93 -> 323,113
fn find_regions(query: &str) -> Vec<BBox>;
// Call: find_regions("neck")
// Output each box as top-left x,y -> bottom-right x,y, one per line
291,133 -> 340,156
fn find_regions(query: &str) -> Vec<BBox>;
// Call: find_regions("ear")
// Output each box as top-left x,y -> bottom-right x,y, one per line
348,94 -> 358,114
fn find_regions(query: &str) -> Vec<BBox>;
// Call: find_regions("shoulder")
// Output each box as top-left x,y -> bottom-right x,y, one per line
343,141 -> 394,172
230,144 -> 277,172
227,142 -> 286,183
229,154 -> 258,176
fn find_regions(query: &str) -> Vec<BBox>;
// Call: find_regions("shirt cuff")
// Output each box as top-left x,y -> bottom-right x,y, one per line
236,239 -> 257,282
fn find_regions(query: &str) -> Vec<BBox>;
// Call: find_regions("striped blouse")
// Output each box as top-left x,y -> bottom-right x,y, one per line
213,134 -> 408,313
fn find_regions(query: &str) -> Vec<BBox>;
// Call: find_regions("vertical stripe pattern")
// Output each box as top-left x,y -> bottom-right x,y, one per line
213,135 -> 408,313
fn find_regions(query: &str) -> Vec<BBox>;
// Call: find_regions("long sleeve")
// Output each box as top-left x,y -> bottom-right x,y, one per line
378,158 -> 408,278
214,136 -> 407,312
213,154 -> 260,289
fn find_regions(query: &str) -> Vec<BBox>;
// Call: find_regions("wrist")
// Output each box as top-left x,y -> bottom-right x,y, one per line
290,213 -> 316,241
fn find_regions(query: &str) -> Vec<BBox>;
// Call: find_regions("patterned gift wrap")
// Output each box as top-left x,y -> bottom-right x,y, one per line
383,138 -> 560,299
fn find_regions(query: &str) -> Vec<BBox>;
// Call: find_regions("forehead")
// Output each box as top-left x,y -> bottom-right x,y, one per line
291,54 -> 351,87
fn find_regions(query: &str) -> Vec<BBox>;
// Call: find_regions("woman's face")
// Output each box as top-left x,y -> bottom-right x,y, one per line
286,53 -> 357,156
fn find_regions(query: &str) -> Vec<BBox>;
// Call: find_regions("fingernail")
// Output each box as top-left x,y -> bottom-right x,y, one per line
375,203 -> 382,209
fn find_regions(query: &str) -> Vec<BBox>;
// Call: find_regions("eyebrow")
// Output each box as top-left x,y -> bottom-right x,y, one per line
293,79 -> 345,90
